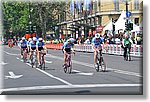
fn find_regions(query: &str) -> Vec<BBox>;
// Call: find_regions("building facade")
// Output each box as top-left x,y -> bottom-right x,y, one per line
57,0 -> 143,39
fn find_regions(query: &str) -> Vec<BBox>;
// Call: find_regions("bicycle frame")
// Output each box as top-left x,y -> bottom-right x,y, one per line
31,50 -> 38,68
39,51 -> 46,70
64,52 -> 72,74
95,50 -> 106,72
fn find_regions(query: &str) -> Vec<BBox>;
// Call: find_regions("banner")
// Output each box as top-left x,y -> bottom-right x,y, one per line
70,0 -> 74,15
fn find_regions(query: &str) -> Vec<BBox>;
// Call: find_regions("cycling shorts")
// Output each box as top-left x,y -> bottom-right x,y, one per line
64,48 -> 71,53
31,47 -> 36,51
38,47 -> 44,51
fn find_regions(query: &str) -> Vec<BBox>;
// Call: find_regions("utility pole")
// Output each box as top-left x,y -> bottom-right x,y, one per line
125,0 -> 129,31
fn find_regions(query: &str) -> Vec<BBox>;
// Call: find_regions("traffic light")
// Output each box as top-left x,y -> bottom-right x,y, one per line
26,26 -> 29,33
125,22 -> 133,31
128,22 -> 133,31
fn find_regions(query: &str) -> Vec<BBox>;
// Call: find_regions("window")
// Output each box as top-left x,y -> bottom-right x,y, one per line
114,0 -> 119,11
134,0 -> 140,10
134,18 -> 139,25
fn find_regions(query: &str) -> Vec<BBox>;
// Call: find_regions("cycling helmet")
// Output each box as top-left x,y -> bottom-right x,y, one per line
33,37 -> 37,41
28,38 -> 32,41
95,33 -> 100,38
68,38 -> 75,43
22,37 -> 25,40
38,38 -> 43,41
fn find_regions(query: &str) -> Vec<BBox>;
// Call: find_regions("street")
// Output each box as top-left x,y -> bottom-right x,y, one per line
0,45 -> 142,95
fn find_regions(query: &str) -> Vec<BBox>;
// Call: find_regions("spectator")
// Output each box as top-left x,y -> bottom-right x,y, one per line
136,34 -> 142,45
80,35 -> 85,44
84,37 -> 91,44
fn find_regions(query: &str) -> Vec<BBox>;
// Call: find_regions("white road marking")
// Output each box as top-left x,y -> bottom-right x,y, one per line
45,60 -> 52,64
4,51 -> 20,56
47,54 -> 142,77
79,55 -> 90,57
0,62 -> 8,65
5,72 -> 23,79
36,68 -> 72,85
16,57 -> 72,86
72,70 -> 93,76
0,84 -> 142,92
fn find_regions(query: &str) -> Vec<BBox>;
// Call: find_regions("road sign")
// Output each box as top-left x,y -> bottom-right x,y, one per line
126,11 -> 132,17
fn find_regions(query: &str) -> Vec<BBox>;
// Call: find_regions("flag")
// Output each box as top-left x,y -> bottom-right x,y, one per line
70,0 -> 74,15
83,0 -> 92,11
76,0 -> 81,12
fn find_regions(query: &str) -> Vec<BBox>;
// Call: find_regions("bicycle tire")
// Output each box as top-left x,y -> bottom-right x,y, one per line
64,65 -> 67,73
23,52 -> 26,63
95,63 -> 99,72
100,57 -> 106,72
68,61 -> 72,74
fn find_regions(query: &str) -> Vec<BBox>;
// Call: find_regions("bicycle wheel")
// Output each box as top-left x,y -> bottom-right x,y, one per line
100,57 -> 106,72
64,65 -> 67,73
95,54 -> 100,72
31,57 -> 34,68
23,51 -> 26,63
42,62 -> 46,70
68,61 -> 72,74
95,63 -> 99,72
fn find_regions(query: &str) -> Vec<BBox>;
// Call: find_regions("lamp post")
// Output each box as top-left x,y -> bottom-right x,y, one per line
125,0 -> 129,31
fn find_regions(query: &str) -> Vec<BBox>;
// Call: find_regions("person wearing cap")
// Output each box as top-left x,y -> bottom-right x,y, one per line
20,37 -> 28,59
36,37 -> 47,66
62,38 -> 75,67
92,33 -> 104,67
123,34 -> 132,61
29,37 -> 37,63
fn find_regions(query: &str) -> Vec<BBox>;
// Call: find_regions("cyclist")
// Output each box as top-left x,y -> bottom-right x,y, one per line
36,38 -> 47,67
62,38 -> 75,67
20,37 -> 28,59
123,34 -> 132,61
27,38 -> 32,62
92,33 -> 104,67
29,37 -> 37,63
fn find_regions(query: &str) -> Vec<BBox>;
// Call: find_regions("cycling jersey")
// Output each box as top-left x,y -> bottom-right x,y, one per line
20,40 -> 27,49
62,42 -> 74,53
30,41 -> 37,50
36,41 -> 45,51
124,39 -> 131,47
92,37 -> 103,48
27,41 -> 31,47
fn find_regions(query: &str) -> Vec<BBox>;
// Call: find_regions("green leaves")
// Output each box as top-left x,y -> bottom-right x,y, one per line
2,1 -> 67,38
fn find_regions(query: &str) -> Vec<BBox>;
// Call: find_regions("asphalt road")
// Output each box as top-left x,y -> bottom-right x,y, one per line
0,45 -> 143,95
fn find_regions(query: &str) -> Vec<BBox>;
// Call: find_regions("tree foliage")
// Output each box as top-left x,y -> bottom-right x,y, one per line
2,1 -> 68,38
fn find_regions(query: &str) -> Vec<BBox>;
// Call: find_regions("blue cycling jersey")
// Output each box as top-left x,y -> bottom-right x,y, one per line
20,41 -> 27,48
62,42 -> 74,49
92,37 -> 104,48
30,41 -> 36,48
27,41 -> 31,47
36,41 -> 45,47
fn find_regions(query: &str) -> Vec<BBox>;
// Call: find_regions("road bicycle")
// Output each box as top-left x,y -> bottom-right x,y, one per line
22,48 -> 27,63
38,50 -> 46,70
94,50 -> 106,72
63,52 -> 72,74
31,50 -> 38,68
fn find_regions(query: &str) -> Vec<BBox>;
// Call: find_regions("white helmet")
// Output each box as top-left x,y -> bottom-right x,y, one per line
33,37 -> 37,41
38,38 -> 43,41
95,33 -> 100,38
68,38 -> 75,43
28,38 -> 32,41
22,37 -> 25,40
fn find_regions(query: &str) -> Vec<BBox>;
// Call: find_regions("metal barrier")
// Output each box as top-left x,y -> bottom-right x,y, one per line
74,44 -> 143,57
45,43 -> 142,57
